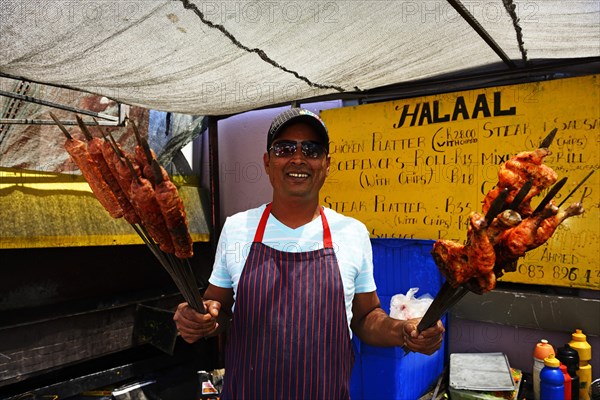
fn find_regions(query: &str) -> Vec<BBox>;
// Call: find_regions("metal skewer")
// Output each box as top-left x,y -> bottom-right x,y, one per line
49,112 -> 73,139
558,170 -> 595,207
532,177 -> 568,214
505,179 -> 532,211
137,223 -> 206,314
417,283 -> 468,331
539,128 -> 557,149
485,188 -> 510,225
131,119 -> 154,164
75,115 -> 94,141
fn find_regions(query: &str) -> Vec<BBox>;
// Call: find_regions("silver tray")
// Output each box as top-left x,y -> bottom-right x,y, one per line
449,352 -> 516,391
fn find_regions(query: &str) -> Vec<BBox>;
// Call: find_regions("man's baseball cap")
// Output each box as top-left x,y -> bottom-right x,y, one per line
267,108 -> 329,152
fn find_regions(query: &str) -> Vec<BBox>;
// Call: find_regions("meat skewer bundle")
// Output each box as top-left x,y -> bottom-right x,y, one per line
433,130 -> 587,295
419,129 -> 590,331
52,113 -> 205,313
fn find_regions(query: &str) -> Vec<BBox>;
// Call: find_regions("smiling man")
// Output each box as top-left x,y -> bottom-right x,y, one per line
173,108 -> 445,400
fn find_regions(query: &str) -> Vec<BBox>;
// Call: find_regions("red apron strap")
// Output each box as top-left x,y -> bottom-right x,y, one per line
254,203 -> 333,248
253,203 -> 272,243
320,206 -> 333,249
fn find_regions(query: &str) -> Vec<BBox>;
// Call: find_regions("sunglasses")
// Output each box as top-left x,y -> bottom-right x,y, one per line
269,140 -> 327,159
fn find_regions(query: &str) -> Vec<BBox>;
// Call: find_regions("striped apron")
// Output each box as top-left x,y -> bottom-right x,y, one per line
220,203 -> 354,400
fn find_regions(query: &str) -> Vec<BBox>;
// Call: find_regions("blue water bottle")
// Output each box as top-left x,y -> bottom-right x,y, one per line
541,354 -> 565,400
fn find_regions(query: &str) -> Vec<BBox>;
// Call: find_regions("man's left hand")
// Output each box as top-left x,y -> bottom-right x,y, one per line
402,319 -> 445,355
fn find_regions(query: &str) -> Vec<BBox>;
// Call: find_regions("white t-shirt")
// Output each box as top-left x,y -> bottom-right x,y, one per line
209,204 -> 377,332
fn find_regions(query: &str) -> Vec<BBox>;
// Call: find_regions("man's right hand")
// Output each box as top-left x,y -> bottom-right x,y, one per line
173,300 -> 222,343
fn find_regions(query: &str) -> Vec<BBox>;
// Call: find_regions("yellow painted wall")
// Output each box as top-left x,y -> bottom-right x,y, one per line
0,168 -> 209,248
321,75 -> 599,290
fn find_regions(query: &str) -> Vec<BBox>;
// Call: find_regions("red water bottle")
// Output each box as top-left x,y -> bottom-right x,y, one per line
560,364 -> 572,400
557,344 -> 580,400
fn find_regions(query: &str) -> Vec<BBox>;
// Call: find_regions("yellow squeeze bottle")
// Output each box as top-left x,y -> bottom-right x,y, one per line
569,329 -> 592,400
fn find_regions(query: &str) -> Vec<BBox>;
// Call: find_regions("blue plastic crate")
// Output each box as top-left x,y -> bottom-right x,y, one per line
371,239 -> 442,297
359,340 -> 446,400
350,238 -> 446,400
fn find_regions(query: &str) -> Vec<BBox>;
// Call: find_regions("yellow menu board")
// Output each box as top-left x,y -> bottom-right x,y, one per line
321,75 -> 599,290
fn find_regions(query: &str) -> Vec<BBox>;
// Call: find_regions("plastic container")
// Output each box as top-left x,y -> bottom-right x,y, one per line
560,364 -> 573,400
351,239 -> 445,400
557,344 -> 580,400
569,329 -> 592,400
541,354 -> 565,400
535,339 -> 556,400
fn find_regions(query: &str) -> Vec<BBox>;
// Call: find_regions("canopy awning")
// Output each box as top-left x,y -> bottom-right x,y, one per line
2,0 -> 599,116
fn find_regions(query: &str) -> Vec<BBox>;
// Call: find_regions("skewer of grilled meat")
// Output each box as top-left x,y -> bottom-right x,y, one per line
99,130 -> 142,200
131,120 -> 169,184
432,212 -> 496,293
495,174 -> 580,268
77,116 -> 141,224
495,201 -> 584,267
124,158 -> 175,254
482,148 -> 558,216
463,212 -> 497,294
435,188 -> 585,293
432,189 -> 511,294
433,188 -> 523,294
431,129 -> 589,296
135,145 -> 169,184
115,148 -> 141,195
135,145 -> 157,181
151,160 -> 193,259
50,113 -> 123,218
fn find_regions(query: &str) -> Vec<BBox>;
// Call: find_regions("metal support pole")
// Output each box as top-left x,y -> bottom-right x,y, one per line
0,89 -> 119,122
0,118 -> 119,126
207,116 -> 221,252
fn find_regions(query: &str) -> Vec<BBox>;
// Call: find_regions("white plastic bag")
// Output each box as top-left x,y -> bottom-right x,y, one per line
389,287 -> 434,320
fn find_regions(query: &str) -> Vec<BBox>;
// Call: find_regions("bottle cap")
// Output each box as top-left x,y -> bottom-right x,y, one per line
572,329 -> 586,342
534,339 -> 555,360
569,329 -> 592,361
544,354 -> 560,368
